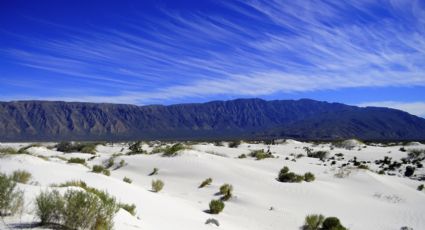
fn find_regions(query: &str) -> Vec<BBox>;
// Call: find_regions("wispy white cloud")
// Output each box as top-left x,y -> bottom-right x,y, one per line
1,0 -> 425,104
358,101 -> 425,117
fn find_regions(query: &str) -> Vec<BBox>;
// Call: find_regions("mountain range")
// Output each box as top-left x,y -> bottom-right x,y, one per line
1,98 -> 425,141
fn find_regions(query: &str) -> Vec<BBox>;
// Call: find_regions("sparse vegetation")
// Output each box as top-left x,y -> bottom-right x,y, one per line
277,166 -> 305,183
67,157 -> 86,165
36,189 -> 116,230
302,214 -> 347,230
237,154 -> 247,159
0,173 -> 24,216
249,149 -> 274,160
199,178 -> 213,188
209,199 -> 225,214
404,166 -> 415,177
151,179 -> 164,192
0,147 -> 18,155
417,184 -> 424,191
118,203 -> 136,216
92,165 -> 111,176
228,140 -> 241,148
304,172 -> 315,182
11,170 -> 32,184
128,141 -> 148,155
123,177 -> 132,184
219,183 -> 233,201
163,143 -> 186,156
56,142 -> 98,154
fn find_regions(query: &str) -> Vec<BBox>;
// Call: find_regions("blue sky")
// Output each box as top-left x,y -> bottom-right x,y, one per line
1,0 -> 425,116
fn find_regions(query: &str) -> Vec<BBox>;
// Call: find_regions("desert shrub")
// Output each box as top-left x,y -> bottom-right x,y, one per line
128,141 -> 148,155
277,167 -> 304,183
55,180 -> 87,188
404,166 -> 415,177
163,143 -> 186,156
334,168 -> 351,178
35,190 -> 64,225
17,144 -> 41,154
357,164 -> 369,170
62,190 -> 103,229
238,154 -> 247,159
308,151 -> 329,160
0,147 -> 18,155
92,165 -> 104,173
303,214 -> 324,230
11,170 -> 32,184
118,203 -> 136,216
151,180 -> 164,192
209,199 -> 225,214
417,184 -> 424,191
399,147 -> 406,152
149,167 -> 159,176
249,149 -> 273,160
199,178 -> 213,188
56,142 -> 97,154
228,140 -> 241,148
67,157 -> 86,165
302,214 -> 347,230
335,153 -> 344,157
0,173 -> 24,216
219,184 -> 233,201
106,157 -> 115,168
123,177 -> 132,184
304,172 -> 315,182
322,217 -> 347,230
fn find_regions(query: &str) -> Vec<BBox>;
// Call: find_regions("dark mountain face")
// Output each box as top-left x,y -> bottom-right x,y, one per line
0,98 -> 424,141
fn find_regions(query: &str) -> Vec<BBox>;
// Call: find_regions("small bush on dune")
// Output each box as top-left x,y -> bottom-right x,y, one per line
92,165 -> 110,176
303,214 -> 324,230
277,167 -> 305,183
199,178 -> 213,188
128,141 -> 148,155
0,173 -> 24,216
0,147 -> 18,155
228,140 -> 241,148
304,172 -> 315,182
67,157 -> 86,165
35,190 -> 64,225
11,170 -> 32,184
302,214 -> 347,230
237,154 -> 247,159
249,149 -> 273,160
118,203 -> 136,216
123,177 -> 132,184
151,180 -> 164,192
418,184 -> 424,191
162,143 -> 186,156
56,142 -> 98,154
307,151 -> 329,160
404,166 -> 415,177
36,188 -> 118,230
219,184 -> 233,201
209,199 -> 225,214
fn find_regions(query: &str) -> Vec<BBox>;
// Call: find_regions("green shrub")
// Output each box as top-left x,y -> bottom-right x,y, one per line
17,144 -> 41,154
237,154 -> 247,159
228,140 -> 241,148
62,190 -> 103,229
404,166 -> 415,177
209,199 -> 225,214
0,147 -> 18,155
199,178 -> 213,188
418,184 -> 424,191
151,180 -> 164,192
123,177 -> 132,184
304,172 -> 315,182
322,217 -> 347,230
249,149 -> 273,160
56,142 -> 97,154
219,184 -> 233,201
11,170 -> 32,184
149,167 -> 159,176
118,203 -> 136,216
302,214 -> 347,230
307,151 -> 329,160
67,157 -> 86,165
303,214 -> 324,230
0,173 -> 24,216
278,167 -> 304,183
92,165 -> 105,173
35,190 -> 64,225
163,143 -> 185,156
106,157 -> 115,168
128,141 -> 148,155
357,164 -> 369,170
